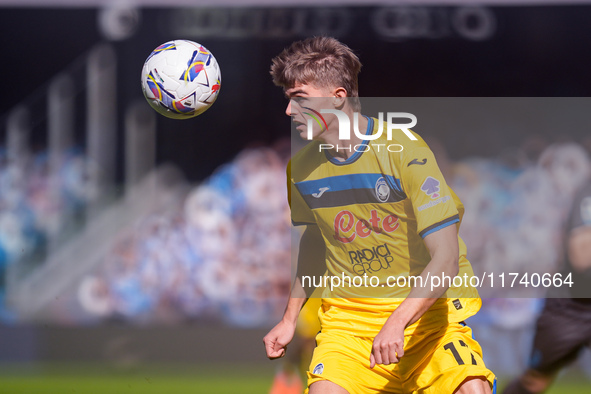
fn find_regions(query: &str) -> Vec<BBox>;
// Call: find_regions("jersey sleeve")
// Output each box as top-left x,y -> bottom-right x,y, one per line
287,160 -> 316,226
400,146 -> 459,238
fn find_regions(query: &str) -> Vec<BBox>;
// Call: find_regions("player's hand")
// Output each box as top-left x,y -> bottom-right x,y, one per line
263,319 -> 296,360
369,321 -> 405,368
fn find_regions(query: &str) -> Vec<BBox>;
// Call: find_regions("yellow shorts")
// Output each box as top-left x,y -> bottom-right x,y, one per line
306,322 -> 496,394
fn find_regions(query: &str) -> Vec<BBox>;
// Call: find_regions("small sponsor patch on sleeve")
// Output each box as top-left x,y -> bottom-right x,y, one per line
420,176 -> 441,199
417,195 -> 451,212
452,299 -> 463,310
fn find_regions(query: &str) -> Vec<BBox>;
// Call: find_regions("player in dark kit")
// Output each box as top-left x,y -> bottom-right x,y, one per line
503,180 -> 591,394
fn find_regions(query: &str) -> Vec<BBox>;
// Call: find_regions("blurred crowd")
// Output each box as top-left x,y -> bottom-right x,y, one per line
78,141 -> 293,327
449,142 -> 590,289
0,148 -> 90,321
2,136 -> 591,342
76,136 -> 591,332
434,137 -> 591,374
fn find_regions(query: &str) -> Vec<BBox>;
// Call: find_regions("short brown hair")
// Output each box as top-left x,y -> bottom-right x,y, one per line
270,36 -> 362,97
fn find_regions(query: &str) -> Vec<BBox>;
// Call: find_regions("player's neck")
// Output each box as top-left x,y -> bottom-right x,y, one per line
322,114 -> 369,161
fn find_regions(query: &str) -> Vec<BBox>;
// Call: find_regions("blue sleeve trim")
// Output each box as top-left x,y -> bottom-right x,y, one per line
419,215 -> 460,238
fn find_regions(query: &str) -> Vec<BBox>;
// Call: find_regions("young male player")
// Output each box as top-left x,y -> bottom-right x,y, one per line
263,36 -> 496,394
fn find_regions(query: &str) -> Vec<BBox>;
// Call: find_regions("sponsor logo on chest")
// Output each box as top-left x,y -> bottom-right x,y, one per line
333,209 -> 399,244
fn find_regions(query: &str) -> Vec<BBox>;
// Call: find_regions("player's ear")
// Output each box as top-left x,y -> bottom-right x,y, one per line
333,87 -> 347,107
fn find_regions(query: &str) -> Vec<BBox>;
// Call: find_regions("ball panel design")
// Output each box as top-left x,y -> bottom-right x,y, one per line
141,40 -> 221,119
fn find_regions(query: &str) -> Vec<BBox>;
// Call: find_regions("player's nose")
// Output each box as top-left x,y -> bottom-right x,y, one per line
285,100 -> 292,117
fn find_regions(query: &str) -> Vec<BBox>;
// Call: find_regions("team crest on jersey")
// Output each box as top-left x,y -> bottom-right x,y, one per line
375,177 -> 390,202
313,363 -> 324,375
581,197 -> 591,225
421,176 -> 441,199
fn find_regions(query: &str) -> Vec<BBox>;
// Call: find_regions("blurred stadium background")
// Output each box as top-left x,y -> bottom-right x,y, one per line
0,0 -> 591,392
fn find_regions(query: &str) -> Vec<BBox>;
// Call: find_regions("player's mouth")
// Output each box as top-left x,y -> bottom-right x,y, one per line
292,120 -> 306,130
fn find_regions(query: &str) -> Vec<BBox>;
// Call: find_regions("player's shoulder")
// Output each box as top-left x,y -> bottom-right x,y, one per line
291,141 -> 320,162
289,141 -> 324,182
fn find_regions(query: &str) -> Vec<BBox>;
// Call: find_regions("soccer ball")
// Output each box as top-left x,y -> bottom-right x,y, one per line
141,40 -> 221,119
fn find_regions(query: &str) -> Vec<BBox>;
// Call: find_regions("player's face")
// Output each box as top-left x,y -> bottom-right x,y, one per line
284,83 -> 340,140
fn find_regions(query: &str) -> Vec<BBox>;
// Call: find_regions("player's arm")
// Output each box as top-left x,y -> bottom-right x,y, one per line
263,278 -> 306,359
370,141 -> 460,368
263,225 -> 326,359
296,224 -> 328,296
394,223 -> 460,321
370,224 -> 459,367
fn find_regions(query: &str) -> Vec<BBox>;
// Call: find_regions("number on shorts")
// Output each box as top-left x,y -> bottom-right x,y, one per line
443,340 -> 478,366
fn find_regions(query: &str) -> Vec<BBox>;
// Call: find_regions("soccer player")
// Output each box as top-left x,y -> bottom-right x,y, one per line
263,37 -> 496,393
502,179 -> 591,394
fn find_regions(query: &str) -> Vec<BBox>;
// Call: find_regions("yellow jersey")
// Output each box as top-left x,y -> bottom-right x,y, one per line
289,117 -> 481,336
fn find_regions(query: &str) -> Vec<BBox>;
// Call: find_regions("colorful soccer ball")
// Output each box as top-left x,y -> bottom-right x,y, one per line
141,40 -> 221,119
